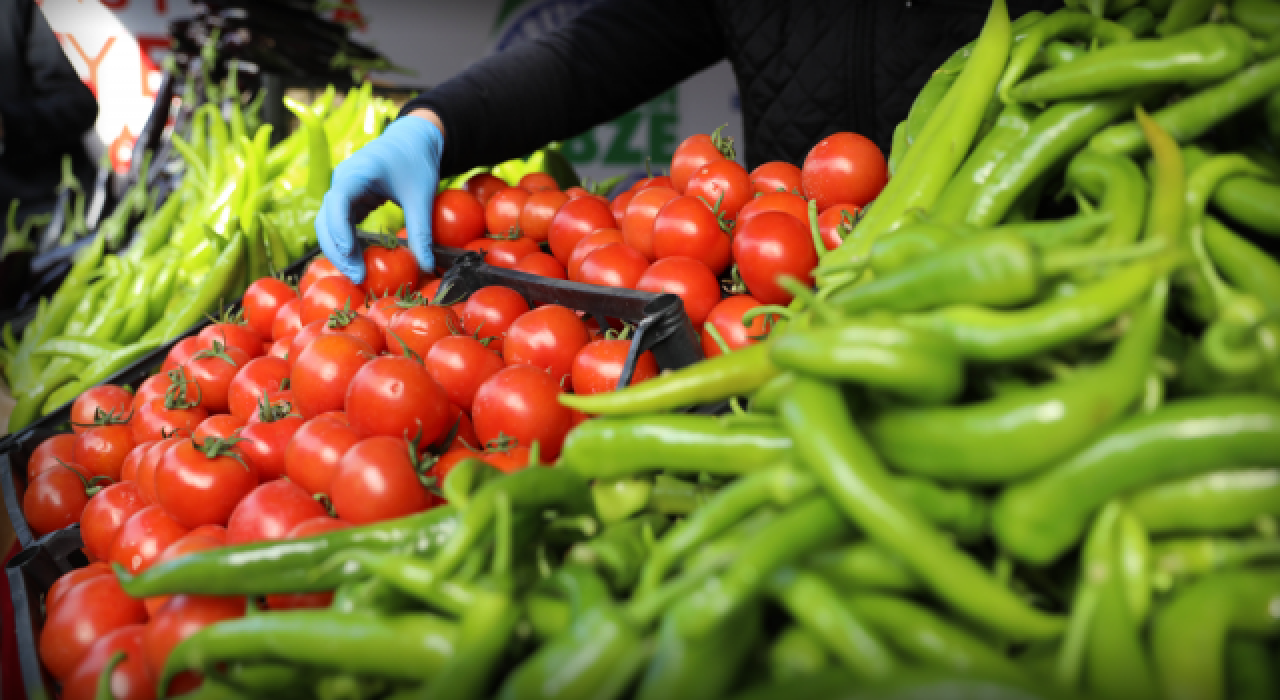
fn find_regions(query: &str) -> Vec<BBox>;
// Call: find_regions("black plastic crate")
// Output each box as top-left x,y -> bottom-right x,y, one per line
6,526 -> 88,700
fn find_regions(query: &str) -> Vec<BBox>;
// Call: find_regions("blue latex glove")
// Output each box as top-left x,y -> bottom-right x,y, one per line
316,116 -> 443,284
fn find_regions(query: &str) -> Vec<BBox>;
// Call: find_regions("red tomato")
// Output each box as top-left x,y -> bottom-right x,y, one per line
119,442 -> 150,484
225,479 -> 327,545
737,191 -> 810,228
465,237 -> 494,257
363,294 -> 405,333
567,229 -> 625,282
485,187 -> 531,236
361,243 -> 420,298
228,357 -> 291,423
243,277 -> 297,341
331,436 -> 439,525
632,175 -> 675,192
750,161 -> 804,195
73,423 -> 134,481
818,203 -> 860,251
671,132 -> 729,194
801,132 -> 888,210
263,518 -> 351,610
610,188 -> 635,224
291,334 -> 374,419
289,320 -> 328,366
24,460 -> 93,536
269,336 -> 291,360
185,341 -> 252,415
285,413 -> 362,496
300,275 -> 367,326
513,251 -> 567,280
81,482 -> 147,562
651,196 -> 732,275
45,562 -> 112,621
732,210 -> 820,305
298,256 -> 342,297
472,366 -> 575,461
547,196 -> 617,264
385,304 -> 459,359
503,304 -> 591,385
27,433 -> 76,481
419,278 -> 444,302
621,186 -> 679,262
519,172 -> 559,193
155,438 -> 260,528
70,385 -> 133,434
39,575 -> 148,681
702,295 -> 775,358
425,335 -> 505,413
433,189 -> 486,247
135,438 -> 181,505
142,595 -> 245,694
571,338 -> 660,396
459,286 -> 530,355
636,256 -> 722,326
484,234 -> 540,269
518,190 -> 569,243
110,504 -> 190,575
193,414 -> 245,442
686,160 -> 753,221
131,396 -> 207,444
271,298 -> 304,341
324,311 -> 386,354
133,368 -> 200,413
345,356 -> 452,445
464,173 -> 507,207
61,624 -> 153,700
160,336 -> 205,376
239,413 -> 304,482
198,323 -> 265,362
578,243 -> 649,290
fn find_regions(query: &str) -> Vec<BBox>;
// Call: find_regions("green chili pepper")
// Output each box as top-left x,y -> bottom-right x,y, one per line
767,569 -> 897,680
994,395 -> 1280,565
1225,638 -> 1279,700
284,97 -> 333,201
559,414 -> 793,478
1151,567 -> 1280,700
1211,177 -> 1280,237
1152,536 -> 1280,589
1232,0 -> 1280,35
1116,5 -> 1157,35
778,377 -> 1065,641
1000,211 -> 1116,248
868,279 -> 1165,484
887,121 -> 908,177
932,104 -> 1040,226
1130,469 -> 1280,533
1042,39 -> 1086,67
808,542 -> 921,592
1155,0 -> 1216,35
31,336 -> 120,362
636,602 -> 763,700
867,222 -> 959,275
905,48 -> 967,147
1065,150 -> 1149,249
733,668 -> 1071,700
143,230 -> 246,343
567,513 -> 670,593
767,626 -> 829,681
998,9 -> 1135,102
313,549 -> 481,617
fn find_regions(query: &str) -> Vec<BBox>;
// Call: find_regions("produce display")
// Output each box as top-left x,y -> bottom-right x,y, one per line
11,0 -> 1280,698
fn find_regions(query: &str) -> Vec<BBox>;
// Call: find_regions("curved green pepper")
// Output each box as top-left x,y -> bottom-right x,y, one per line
930,103 -> 1037,224
1129,469 -> 1280,533
1065,150 -> 1148,248
1211,177 -> 1280,237
997,9 -> 1135,102
559,414 -> 793,478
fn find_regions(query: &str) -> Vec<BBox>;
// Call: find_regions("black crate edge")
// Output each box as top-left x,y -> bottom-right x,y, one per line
7,526 -> 86,700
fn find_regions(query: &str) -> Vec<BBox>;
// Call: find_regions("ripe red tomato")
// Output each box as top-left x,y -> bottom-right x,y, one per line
60,625 -> 153,700
802,132 -> 888,210
578,243 -> 649,290
264,517 -> 350,610
324,311 -> 386,355
271,298 -> 304,341
419,277 -> 444,302
472,366 -> 576,461
513,251 -> 567,280
732,210 -> 820,305
110,504 -> 190,575
70,385 -> 133,434
518,190 -> 570,243
636,256 -> 722,326
134,438 -> 180,505
300,275 -> 367,326
610,188 -> 635,223
702,295 -> 775,358
459,286 -> 530,355
433,189 -> 486,247
362,294 -> 405,333
567,229 -> 625,282
385,304 -> 459,359
243,277 -> 297,341
239,413 -> 304,482
426,335 -> 505,412
133,368 -> 200,413
652,196 -> 731,275
155,438 -> 260,528
119,442 -> 150,485
24,460 -> 93,536
289,319 -> 328,365
571,338 -> 660,395
686,160 -> 753,222
160,336 -> 205,376
143,595 -> 245,694
484,234 -> 540,269
73,423 -> 134,481
27,433 -> 76,481
345,356 -> 452,444
39,575 -> 148,681
502,305 -> 590,386
737,191 -> 810,229
671,132 -> 729,194
519,172 -> 559,193
185,341 -> 252,415
465,237 -> 494,258
45,562 -> 112,621
198,322 -> 265,362
285,413 -> 362,496
80,482 -> 147,562
228,356 -> 291,423
464,173 -> 507,207
485,187 -> 531,236
331,436 -> 439,525
291,334 -> 374,419
818,203 -> 860,251
547,196 -> 617,264
361,242 -> 420,298
193,414 -> 245,442
298,256 -> 342,296
269,336 -> 291,360
226,479 -> 327,545
750,161 -> 804,195
131,396 -> 207,444
621,186 -> 679,262
632,175 -> 675,192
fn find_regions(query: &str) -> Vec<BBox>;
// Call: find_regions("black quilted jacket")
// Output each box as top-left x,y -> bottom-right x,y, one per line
405,0 -> 1061,177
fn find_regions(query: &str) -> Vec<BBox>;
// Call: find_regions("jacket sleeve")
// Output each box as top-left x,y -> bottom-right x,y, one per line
402,0 -> 725,177
0,1 -> 98,160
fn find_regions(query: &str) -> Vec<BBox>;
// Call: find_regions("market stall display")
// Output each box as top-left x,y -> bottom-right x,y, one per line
8,0 -> 1280,698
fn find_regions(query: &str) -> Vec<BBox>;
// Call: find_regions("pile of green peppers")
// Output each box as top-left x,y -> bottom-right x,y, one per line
111,1 -> 1280,699
0,77 -> 400,432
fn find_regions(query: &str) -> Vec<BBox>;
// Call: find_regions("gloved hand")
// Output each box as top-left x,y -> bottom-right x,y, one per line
316,115 -> 444,284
